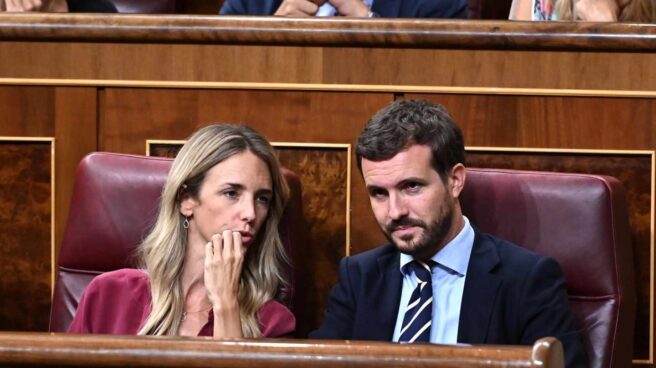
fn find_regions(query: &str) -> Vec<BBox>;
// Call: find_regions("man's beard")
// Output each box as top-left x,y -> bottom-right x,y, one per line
383,198 -> 454,259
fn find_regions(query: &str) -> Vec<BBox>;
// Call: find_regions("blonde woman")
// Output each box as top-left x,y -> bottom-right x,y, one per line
69,124 -> 295,338
510,0 -> 655,22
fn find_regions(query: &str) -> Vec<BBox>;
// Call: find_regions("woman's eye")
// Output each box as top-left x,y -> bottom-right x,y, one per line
257,195 -> 271,206
224,190 -> 239,199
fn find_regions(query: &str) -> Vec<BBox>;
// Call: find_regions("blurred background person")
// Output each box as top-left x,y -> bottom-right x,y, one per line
510,0 -> 656,22
0,0 -> 117,12
220,0 -> 469,18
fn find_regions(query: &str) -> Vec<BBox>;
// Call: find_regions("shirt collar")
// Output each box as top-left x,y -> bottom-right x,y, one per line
399,216 -> 474,277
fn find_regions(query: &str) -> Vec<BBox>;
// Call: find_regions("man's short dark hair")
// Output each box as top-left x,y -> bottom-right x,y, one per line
356,99 -> 465,181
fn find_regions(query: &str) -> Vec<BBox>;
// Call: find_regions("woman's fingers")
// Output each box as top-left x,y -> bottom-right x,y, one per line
211,233 -> 222,256
232,231 -> 244,256
205,230 -> 244,305
222,229 -> 234,258
205,240 -> 213,266
208,230 -> 244,262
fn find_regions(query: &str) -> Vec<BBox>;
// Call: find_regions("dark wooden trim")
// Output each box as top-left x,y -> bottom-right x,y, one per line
0,332 -> 562,367
0,13 -> 655,50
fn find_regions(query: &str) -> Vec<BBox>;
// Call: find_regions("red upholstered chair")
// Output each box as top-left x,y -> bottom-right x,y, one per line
460,168 -> 636,368
49,152 -> 304,333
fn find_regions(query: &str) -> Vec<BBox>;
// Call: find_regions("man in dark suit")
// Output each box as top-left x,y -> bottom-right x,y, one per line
220,0 -> 468,18
309,99 -> 587,368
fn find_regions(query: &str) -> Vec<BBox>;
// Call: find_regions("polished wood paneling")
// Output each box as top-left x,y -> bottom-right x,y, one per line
100,89 -> 390,153
53,88 -> 97,261
0,86 -> 97,332
0,333 -> 564,368
0,14 -> 654,51
0,87 -> 55,333
409,94 -> 655,150
0,87 -> 54,136
0,142 -> 51,331
0,42 -> 326,84
276,147 -> 348,335
2,42 -> 656,91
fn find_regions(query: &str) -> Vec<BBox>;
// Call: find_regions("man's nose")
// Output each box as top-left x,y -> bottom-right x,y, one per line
387,193 -> 409,220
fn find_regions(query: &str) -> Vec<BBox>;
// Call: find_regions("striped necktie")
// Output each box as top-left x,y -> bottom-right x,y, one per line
399,260 -> 434,343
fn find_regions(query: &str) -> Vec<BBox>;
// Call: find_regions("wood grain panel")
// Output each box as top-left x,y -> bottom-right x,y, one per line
274,147 -> 349,335
0,86 -> 54,137
0,141 -> 52,331
407,94 -> 656,150
0,42 -> 325,84
1,14 -> 655,51
1,43 -> 656,91
53,87 -> 97,262
322,49 -> 656,91
465,150 -> 652,362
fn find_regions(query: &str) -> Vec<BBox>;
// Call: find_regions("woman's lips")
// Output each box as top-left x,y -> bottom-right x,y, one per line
238,231 -> 254,244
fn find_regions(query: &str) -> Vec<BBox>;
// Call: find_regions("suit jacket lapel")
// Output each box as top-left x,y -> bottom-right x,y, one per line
457,230 -> 502,344
358,250 -> 402,340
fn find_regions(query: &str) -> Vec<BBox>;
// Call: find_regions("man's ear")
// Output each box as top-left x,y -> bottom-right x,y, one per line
449,163 -> 466,199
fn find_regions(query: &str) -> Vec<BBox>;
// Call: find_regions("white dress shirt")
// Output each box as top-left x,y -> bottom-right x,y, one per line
316,0 -> 373,16
392,215 -> 475,344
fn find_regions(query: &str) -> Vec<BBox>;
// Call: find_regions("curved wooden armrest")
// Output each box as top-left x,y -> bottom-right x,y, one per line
0,332 -> 563,367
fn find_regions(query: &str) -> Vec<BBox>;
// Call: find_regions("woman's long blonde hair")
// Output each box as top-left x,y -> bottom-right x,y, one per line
136,124 -> 290,337
555,0 -> 656,22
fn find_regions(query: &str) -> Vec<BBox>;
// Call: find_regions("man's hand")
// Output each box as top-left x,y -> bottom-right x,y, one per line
329,0 -> 370,17
274,0 -> 324,16
3,0 -> 67,12
573,0 -> 619,21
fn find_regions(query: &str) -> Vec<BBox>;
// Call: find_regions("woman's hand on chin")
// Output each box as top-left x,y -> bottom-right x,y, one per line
204,230 -> 245,338
205,230 -> 245,304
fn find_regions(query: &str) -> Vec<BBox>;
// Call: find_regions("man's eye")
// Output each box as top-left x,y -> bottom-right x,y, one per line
405,182 -> 421,191
370,189 -> 387,198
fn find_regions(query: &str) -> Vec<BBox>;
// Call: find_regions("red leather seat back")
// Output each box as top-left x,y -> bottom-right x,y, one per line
461,168 -> 636,368
49,152 -> 303,332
